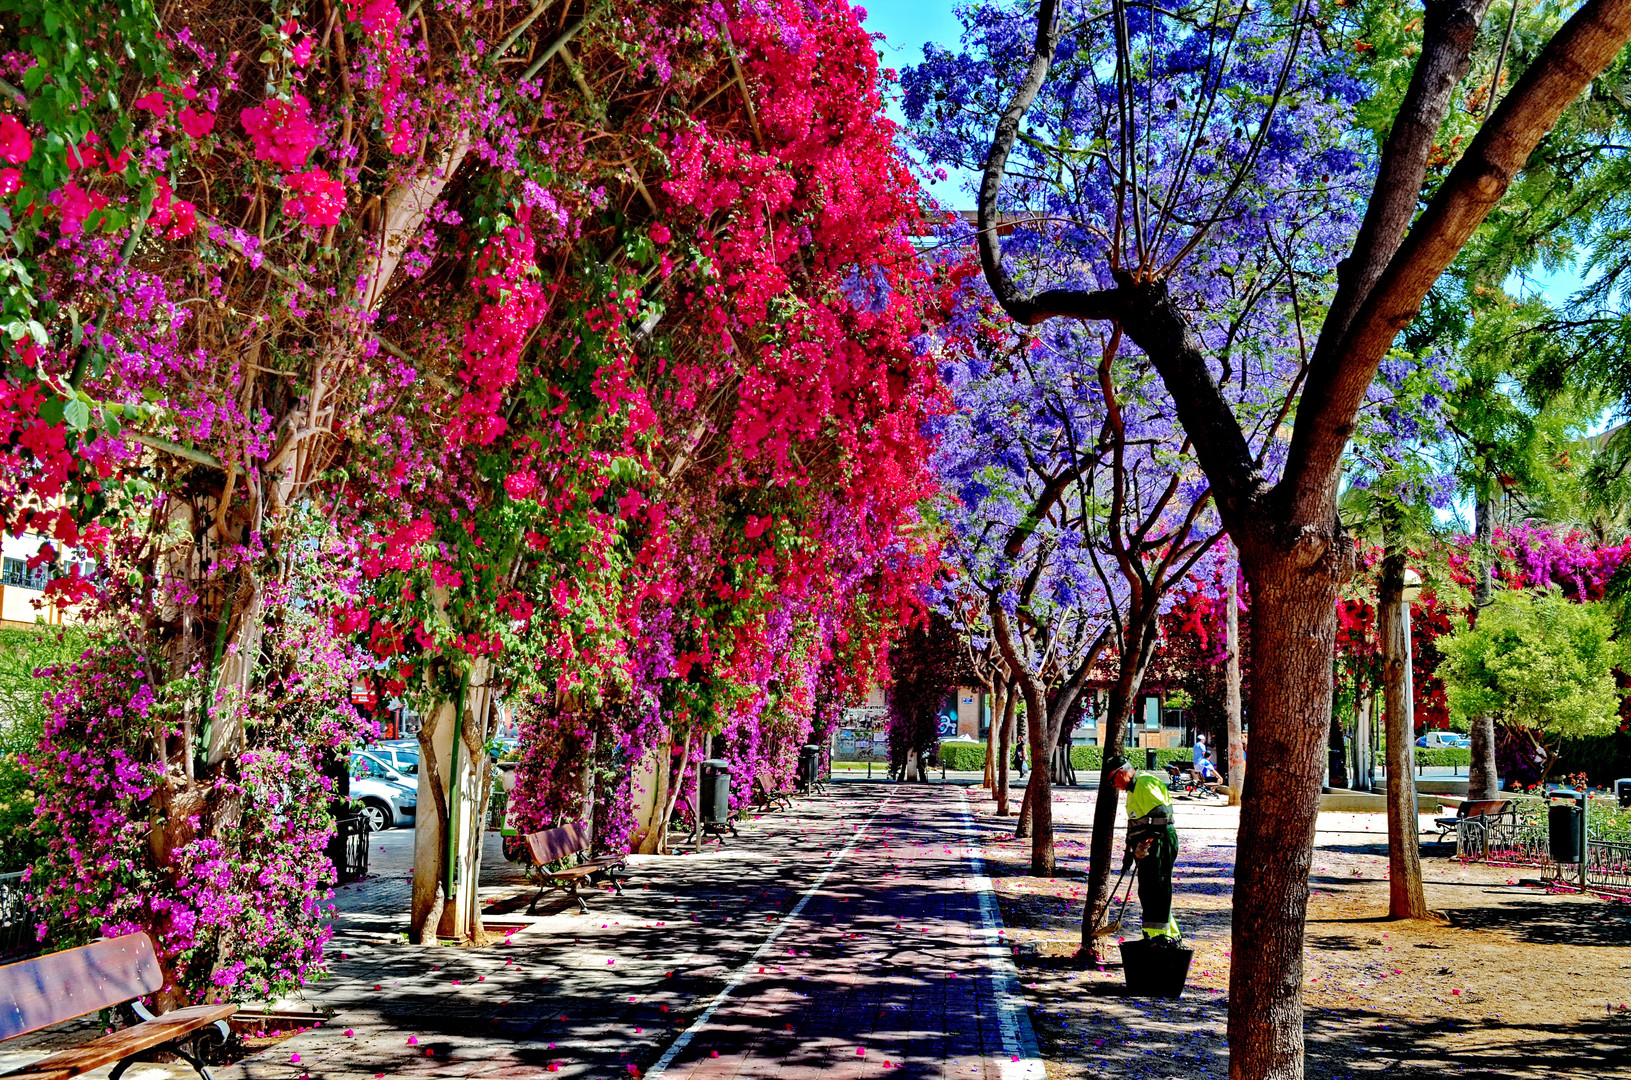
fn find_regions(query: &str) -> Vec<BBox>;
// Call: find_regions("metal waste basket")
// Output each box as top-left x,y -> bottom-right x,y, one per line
1145,748 -> 1158,770
798,744 -> 821,790
700,759 -> 733,823
1617,778 -> 1631,809
1548,789 -> 1583,864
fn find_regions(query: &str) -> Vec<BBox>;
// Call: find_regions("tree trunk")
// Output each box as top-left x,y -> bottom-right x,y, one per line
411,660 -> 497,945
995,682 -> 1015,815
1468,491 -> 1500,799
1080,681 -> 1135,953
1022,679 -> 1055,873
1225,544 -> 1345,1080
1225,562 -> 1245,805
633,736 -> 672,856
983,679 -> 1001,793
1380,539 -> 1429,921
1014,767 -> 1035,838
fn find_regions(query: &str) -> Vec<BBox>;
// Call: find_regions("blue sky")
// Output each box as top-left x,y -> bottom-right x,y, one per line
857,0 -> 985,203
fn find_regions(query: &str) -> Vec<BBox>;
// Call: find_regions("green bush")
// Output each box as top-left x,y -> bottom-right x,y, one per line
0,754 -> 43,872
1416,747 -> 1472,767
936,741 -> 986,771
1071,745 -> 1193,771
935,740 -> 1198,774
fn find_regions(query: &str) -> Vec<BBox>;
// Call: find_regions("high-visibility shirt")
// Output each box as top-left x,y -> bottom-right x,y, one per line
1126,772 -> 1173,821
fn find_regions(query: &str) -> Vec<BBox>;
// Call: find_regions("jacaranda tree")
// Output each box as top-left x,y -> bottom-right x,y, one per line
958,0 -> 1631,1074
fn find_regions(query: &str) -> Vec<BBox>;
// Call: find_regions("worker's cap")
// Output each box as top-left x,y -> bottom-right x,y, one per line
1104,755 -> 1131,773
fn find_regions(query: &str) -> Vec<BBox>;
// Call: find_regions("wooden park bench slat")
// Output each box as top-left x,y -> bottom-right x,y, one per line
521,823 -> 626,914
753,775 -> 793,813
4,1004 -> 236,1080
1434,798 -> 1516,845
0,933 -> 236,1080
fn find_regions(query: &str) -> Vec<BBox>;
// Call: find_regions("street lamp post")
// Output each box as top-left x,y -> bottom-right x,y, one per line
1402,567 -> 1421,779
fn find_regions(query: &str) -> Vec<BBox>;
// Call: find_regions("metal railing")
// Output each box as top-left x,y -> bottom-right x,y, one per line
0,870 -> 41,961
1458,817 -> 1631,897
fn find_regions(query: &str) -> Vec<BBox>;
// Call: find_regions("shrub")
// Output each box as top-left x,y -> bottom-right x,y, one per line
1416,747 -> 1472,768
936,741 -> 986,771
933,741 -> 1198,773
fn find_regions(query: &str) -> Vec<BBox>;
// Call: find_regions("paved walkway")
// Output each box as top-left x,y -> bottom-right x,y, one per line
210,783 -> 1040,1080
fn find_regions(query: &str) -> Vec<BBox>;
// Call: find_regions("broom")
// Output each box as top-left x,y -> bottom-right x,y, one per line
1091,862 -> 1138,938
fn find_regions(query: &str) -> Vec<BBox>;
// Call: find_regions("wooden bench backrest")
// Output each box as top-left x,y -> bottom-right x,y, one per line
525,822 -> 591,865
1461,799 -> 1511,818
0,933 -> 162,1041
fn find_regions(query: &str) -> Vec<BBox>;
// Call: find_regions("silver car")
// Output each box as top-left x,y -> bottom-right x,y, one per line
349,752 -> 417,831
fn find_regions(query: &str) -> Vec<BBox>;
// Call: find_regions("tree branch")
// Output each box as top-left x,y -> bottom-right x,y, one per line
1284,0 -> 1631,514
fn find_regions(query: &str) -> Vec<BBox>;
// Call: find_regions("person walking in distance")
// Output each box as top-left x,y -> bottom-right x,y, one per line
1107,755 -> 1181,945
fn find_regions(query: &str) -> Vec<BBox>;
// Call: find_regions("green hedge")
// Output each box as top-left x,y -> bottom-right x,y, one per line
936,741 -> 1195,773
1416,747 -> 1472,767
936,741 -> 987,771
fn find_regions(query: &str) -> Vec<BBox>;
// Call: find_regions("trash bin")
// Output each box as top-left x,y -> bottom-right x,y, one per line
1617,778 -> 1631,809
327,809 -> 370,884
700,759 -> 733,823
1145,748 -> 1158,771
798,745 -> 821,790
1548,789 -> 1583,863
1119,939 -> 1194,998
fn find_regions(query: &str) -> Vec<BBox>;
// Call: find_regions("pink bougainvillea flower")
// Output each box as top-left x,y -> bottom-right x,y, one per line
0,115 -> 30,164
52,181 -> 109,235
134,91 -> 168,115
0,169 -> 19,196
348,0 -> 401,34
148,176 -> 197,239
284,169 -> 344,226
66,135 -> 103,172
503,470 -> 538,501
291,38 -> 315,66
240,93 -> 318,170
179,107 -> 215,139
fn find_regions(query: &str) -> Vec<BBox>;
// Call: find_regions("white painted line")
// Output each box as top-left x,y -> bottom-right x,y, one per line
959,789 -> 1045,1080
643,792 -> 896,1079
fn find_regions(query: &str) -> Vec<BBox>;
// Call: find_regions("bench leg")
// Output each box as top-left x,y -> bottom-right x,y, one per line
567,881 -> 590,914
111,1019 -> 229,1080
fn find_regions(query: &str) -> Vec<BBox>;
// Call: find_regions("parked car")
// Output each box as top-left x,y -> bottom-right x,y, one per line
362,742 -> 419,776
1416,731 -> 1469,749
349,752 -> 417,831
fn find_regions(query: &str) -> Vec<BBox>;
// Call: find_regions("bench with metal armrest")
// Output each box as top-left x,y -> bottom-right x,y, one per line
0,933 -> 235,1080
752,775 -> 794,813
1434,798 -> 1517,845
519,822 -> 626,914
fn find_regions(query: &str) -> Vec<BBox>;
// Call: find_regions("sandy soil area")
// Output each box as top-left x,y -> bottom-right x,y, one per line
973,784 -> 1631,1079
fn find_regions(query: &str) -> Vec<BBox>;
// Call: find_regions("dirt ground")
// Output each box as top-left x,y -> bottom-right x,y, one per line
973,783 -> 1631,1079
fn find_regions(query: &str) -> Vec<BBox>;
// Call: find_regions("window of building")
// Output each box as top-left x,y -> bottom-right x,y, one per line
0,557 -> 47,590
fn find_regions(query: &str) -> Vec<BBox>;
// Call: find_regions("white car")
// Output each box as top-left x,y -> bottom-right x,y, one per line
349,752 -> 417,830
1416,731 -> 1470,749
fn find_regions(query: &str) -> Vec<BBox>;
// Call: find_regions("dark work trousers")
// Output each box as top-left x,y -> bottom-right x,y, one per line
1134,824 -> 1180,938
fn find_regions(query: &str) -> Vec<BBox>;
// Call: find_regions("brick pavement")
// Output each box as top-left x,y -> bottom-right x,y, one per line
207,782 -> 1041,1080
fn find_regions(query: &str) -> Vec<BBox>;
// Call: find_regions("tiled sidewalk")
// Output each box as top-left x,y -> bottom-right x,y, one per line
208,782 -> 1040,1080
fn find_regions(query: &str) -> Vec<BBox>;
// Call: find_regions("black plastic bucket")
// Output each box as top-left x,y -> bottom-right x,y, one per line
1118,939 -> 1194,998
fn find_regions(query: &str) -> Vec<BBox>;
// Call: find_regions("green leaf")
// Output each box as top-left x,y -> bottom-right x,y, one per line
62,398 -> 90,431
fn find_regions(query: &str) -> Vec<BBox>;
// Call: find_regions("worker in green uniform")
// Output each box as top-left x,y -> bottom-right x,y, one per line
1107,755 -> 1181,944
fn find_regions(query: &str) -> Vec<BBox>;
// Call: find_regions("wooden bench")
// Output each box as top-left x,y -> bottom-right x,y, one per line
752,775 -> 793,813
0,932 -> 235,1080
1434,798 -> 1516,845
520,823 -> 626,914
